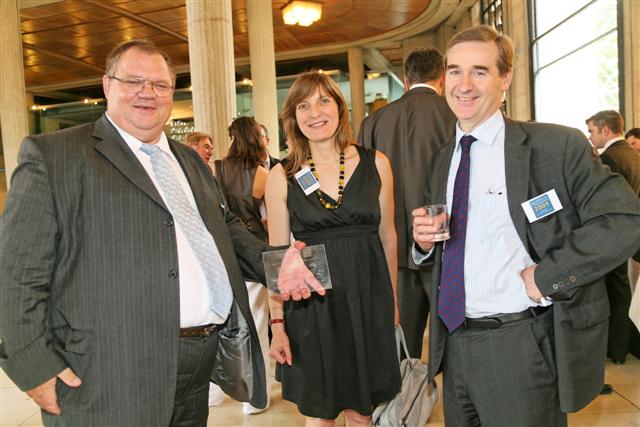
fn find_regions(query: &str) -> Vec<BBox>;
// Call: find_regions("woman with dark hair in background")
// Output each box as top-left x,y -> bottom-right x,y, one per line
212,116 -> 272,414
265,71 -> 401,426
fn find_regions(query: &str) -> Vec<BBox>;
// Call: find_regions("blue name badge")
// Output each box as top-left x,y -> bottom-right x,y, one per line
521,189 -> 563,223
295,166 -> 320,196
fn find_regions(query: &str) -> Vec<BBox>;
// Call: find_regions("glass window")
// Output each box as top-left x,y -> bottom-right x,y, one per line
481,0 -> 504,33
530,0 -> 620,131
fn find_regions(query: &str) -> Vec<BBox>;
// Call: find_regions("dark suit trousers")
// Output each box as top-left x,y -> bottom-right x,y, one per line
442,309 -> 567,427
170,332 -> 219,427
397,268 -> 432,358
605,261 -> 633,362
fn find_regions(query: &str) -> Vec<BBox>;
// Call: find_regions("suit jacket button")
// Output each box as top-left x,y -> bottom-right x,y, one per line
168,269 -> 178,279
553,284 -> 559,290
164,218 -> 174,226
569,275 -> 576,282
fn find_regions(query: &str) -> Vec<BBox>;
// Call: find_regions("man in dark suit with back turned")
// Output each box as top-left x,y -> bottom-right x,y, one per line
0,39 -> 317,427
586,110 -> 640,364
358,47 -> 456,357
412,26 -> 640,426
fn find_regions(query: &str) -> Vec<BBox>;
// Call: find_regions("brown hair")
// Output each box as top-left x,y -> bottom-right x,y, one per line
227,116 -> 267,169
447,25 -> 514,76
105,39 -> 176,84
184,131 -> 212,147
281,71 -> 353,177
404,47 -> 445,85
586,110 -> 624,134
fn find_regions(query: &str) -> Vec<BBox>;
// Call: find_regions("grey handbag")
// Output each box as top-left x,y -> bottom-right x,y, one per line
210,301 -> 267,409
372,325 -> 438,427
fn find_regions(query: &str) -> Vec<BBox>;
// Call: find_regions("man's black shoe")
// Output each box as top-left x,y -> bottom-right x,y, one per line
600,384 -> 613,395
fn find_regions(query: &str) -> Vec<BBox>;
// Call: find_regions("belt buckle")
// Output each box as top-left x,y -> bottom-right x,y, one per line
200,324 -> 216,338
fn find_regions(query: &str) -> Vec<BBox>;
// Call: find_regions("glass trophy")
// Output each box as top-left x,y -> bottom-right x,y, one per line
262,244 -> 332,294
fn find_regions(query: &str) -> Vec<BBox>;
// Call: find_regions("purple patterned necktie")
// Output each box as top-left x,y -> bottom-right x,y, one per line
438,135 -> 476,332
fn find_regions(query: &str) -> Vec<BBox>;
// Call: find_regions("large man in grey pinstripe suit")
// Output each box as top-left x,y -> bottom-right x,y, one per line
0,40 -> 314,426
412,26 -> 640,426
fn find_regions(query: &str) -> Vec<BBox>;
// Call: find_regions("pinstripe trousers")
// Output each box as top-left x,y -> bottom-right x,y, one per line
170,333 -> 219,427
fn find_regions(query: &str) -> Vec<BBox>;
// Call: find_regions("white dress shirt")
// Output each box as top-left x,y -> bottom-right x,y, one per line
448,111 -> 538,317
413,110 -> 542,317
106,114 -> 225,327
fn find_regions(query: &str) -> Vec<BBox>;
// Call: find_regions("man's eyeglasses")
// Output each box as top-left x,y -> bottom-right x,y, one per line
108,75 -> 174,97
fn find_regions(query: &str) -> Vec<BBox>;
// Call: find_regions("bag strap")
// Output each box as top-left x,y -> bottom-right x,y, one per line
395,325 -> 412,362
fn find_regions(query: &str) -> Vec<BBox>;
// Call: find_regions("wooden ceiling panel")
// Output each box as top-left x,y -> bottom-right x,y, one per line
68,18 -> 137,36
67,9 -> 121,22
140,7 -> 186,25
378,47 -> 404,66
113,0 -> 183,14
21,14 -> 85,32
55,46 -> 92,59
20,1 -> 89,19
20,0 -> 432,92
233,34 -> 250,57
160,43 -> 190,64
81,55 -> 107,68
273,28 -> 305,51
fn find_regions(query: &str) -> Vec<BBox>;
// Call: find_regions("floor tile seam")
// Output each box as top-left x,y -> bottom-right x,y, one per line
612,389 -> 640,411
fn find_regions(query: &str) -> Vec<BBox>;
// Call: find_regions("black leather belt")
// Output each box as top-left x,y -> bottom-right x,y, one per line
462,306 -> 550,329
179,323 -> 222,338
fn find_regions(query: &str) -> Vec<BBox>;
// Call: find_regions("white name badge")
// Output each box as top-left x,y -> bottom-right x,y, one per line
521,189 -> 563,223
295,167 -> 320,195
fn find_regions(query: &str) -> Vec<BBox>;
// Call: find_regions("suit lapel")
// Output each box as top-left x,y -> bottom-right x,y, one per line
92,116 -> 168,212
504,118 -> 530,248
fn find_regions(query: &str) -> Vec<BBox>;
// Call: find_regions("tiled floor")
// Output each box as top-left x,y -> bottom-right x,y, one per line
2,357 -> 638,426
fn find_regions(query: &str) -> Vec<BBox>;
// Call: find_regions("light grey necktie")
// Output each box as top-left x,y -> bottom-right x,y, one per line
140,143 -> 233,319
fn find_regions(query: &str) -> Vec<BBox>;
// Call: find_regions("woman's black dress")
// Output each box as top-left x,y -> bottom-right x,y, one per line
278,145 -> 401,418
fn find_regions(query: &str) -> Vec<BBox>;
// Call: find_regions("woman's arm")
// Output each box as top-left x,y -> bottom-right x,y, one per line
265,163 -> 293,365
252,165 -> 269,200
375,151 -> 400,325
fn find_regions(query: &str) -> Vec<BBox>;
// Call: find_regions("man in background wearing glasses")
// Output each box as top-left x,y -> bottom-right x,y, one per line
0,39 -> 318,426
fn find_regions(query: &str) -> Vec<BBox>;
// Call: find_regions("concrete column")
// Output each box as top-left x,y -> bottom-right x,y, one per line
502,0 -> 532,121
186,0 -> 236,161
246,0 -> 280,158
348,46 -> 365,136
0,0 -> 29,188
623,0 -> 640,128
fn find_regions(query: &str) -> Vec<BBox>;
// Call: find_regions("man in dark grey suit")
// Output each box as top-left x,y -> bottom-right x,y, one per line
0,39 -> 316,426
358,48 -> 456,357
412,26 -> 640,426
586,110 -> 640,364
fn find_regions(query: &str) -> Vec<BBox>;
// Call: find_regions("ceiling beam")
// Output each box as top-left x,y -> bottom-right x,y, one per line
363,47 -> 402,84
82,0 -> 188,43
446,0 -> 477,25
23,42 -> 104,73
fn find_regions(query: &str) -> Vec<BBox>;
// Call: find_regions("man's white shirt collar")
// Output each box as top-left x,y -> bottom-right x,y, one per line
409,83 -> 439,94
454,109 -> 504,151
600,136 -> 626,153
105,112 -> 171,156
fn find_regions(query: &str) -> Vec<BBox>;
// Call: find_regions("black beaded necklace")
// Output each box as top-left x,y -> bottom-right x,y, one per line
307,151 -> 345,210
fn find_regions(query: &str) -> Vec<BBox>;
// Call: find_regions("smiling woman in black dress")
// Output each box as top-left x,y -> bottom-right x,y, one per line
265,71 -> 401,427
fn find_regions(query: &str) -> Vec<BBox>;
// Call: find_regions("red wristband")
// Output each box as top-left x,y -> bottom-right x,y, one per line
269,318 -> 285,326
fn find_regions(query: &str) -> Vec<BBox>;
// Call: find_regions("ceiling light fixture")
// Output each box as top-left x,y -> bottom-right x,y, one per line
282,1 -> 322,27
